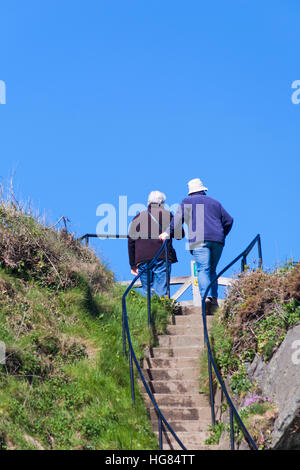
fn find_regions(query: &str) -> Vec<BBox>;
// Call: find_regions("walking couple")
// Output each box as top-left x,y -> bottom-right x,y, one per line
128,178 -> 233,315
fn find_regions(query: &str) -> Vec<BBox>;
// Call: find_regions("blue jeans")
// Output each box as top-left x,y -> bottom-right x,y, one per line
192,241 -> 223,300
139,259 -> 171,298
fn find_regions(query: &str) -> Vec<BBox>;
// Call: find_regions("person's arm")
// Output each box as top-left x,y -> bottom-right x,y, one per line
128,214 -> 141,275
170,211 -> 185,239
220,205 -> 234,236
128,237 -> 139,275
128,236 -> 137,274
160,202 -> 185,241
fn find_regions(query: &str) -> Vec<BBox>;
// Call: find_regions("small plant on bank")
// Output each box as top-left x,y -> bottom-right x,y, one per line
205,422 -> 225,445
237,395 -> 278,449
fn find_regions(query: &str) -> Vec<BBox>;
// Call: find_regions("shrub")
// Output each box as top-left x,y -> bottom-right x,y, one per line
0,202 -> 112,291
222,263 -> 300,363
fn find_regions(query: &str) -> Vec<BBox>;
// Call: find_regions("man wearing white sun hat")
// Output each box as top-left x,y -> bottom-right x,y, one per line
160,178 -> 233,314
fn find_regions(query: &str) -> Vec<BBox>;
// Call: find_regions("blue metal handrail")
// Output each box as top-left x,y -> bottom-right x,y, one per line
202,234 -> 263,450
79,230 -> 262,450
122,240 -> 187,450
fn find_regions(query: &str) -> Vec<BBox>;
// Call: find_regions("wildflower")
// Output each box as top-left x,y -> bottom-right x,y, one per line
243,395 -> 270,407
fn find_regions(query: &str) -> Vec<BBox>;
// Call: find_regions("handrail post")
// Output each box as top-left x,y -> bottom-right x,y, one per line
129,348 -> 135,407
203,298 -> 216,426
208,355 -> 216,426
158,414 -> 163,449
122,310 -> 126,356
165,242 -> 170,299
122,296 -> 127,357
257,235 -> 263,269
230,407 -> 235,450
241,256 -> 246,272
147,263 -> 151,328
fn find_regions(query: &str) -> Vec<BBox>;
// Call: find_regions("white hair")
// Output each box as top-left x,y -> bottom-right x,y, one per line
147,190 -> 166,206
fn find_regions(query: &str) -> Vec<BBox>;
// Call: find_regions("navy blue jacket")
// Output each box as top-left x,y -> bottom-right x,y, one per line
169,192 -> 233,249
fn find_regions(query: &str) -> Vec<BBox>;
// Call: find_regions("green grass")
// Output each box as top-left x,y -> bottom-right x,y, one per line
0,273 -> 173,450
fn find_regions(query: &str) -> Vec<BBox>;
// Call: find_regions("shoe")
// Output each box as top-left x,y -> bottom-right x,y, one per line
204,297 -> 212,316
210,297 -> 219,315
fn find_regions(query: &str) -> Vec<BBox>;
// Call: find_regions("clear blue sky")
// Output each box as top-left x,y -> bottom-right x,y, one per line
1,1 -> 299,291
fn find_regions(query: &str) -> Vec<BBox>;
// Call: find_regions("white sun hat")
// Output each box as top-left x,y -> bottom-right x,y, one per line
147,190 -> 167,206
188,178 -> 208,195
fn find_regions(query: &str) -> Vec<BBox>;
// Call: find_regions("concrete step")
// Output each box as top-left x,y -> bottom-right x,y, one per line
172,315 -> 202,326
141,357 -> 199,369
173,313 -> 214,325
143,393 -> 209,408
152,419 -> 210,433
178,303 -> 223,316
147,346 -> 202,359
167,325 -> 204,336
179,306 -> 202,316
157,335 -> 203,348
149,406 -> 211,422
154,432 -> 220,451
139,303 -> 219,451
141,379 -> 200,394
142,367 -> 200,381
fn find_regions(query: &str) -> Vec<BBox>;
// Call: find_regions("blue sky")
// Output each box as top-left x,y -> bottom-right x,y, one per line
1,1 -> 299,293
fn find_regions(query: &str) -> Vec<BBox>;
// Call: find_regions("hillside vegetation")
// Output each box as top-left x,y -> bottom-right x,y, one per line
215,261 -> 300,375
0,201 -> 172,450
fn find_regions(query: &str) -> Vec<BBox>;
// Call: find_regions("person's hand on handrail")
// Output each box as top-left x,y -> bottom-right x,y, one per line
159,232 -> 169,241
131,267 -> 139,276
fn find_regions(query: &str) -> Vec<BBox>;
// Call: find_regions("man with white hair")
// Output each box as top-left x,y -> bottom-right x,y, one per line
160,178 -> 233,314
128,191 -> 181,297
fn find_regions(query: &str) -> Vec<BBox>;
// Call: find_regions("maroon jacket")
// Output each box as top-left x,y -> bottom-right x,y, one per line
128,205 -> 182,269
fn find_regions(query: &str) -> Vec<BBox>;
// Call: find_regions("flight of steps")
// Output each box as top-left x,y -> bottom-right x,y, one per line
141,305 -> 219,450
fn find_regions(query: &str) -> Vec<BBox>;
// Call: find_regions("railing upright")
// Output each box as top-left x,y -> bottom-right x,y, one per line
147,263 -> 151,327
129,348 -> 135,407
165,242 -> 170,299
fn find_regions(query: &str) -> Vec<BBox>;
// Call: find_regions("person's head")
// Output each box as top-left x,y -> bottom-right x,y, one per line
188,178 -> 208,195
147,190 -> 166,207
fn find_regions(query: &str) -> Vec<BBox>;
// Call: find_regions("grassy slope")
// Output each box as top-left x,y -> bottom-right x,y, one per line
0,204 -> 172,450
